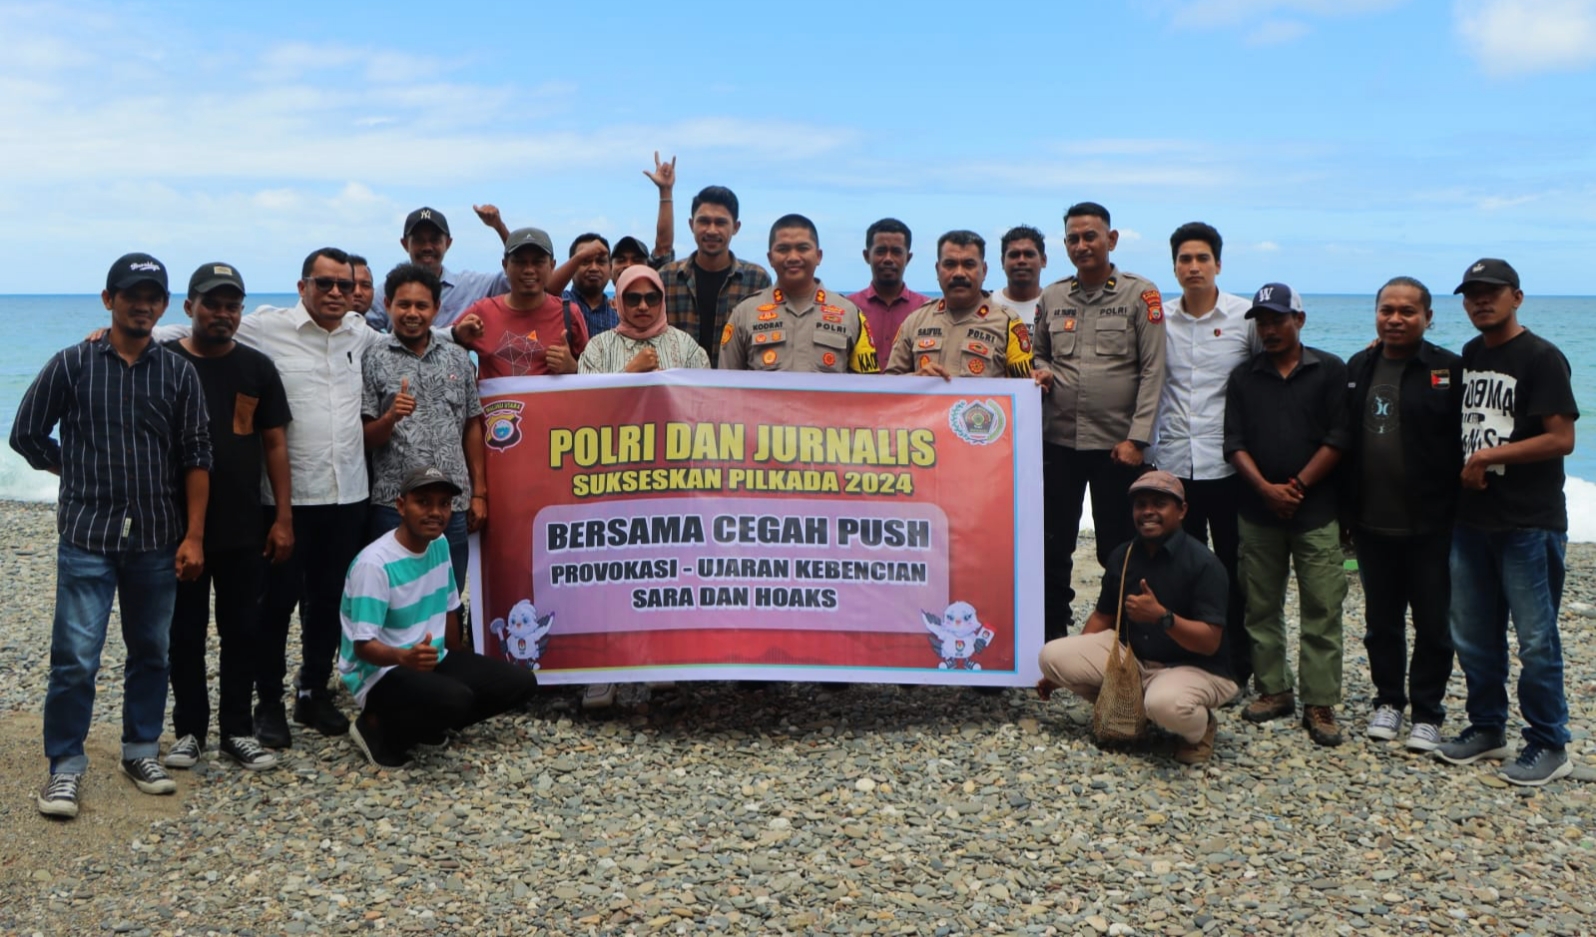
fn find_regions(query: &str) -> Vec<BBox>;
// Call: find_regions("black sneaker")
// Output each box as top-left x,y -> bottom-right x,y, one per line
163,734 -> 202,769
255,702 -> 292,749
220,735 -> 279,771
351,713 -> 410,769
293,690 -> 350,736
38,772 -> 82,818
120,757 -> 177,795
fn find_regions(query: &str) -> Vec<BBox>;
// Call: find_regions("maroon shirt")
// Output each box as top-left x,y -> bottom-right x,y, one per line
848,283 -> 930,352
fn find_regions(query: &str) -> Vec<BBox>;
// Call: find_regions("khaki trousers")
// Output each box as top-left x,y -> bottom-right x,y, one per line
1039,630 -> 1238,743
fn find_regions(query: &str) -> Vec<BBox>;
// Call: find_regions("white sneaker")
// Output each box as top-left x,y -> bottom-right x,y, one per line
1405,723 -> 1443,752
1367,705 -> 1403,741
164,734 -> 201,769
581,683 -> 617,710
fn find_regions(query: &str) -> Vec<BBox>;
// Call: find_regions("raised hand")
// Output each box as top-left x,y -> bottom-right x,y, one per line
644,152 -> 677,191
473,204 -> 502,229
1123,578 -> 1167,625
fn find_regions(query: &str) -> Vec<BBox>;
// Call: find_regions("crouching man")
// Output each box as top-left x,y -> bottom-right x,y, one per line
339,466 -> 539,768
1036,471 -> 1238,764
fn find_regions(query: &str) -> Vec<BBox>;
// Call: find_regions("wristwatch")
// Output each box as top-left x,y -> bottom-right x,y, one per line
1158,611 -> 1175,631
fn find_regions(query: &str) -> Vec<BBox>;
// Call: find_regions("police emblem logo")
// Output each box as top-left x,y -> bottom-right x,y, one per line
821,312 -> 844,323
762,350 -> 777,365
1014,322 -> 1032,354
967,341 -> 989,356
977,305 -> 989,318
822,351 -> 837,367
758,311 -> 780,321
968,358 -> 986,375
917,338 -> 937,349
720,322 -> 733,345
754,333 -> 768,344
919,354 -> 931,369
1142,289 -> 1164,323
482,400 -> 526,452
758,303 -> 779,312
948,399 -> 1007,446
1063,318 -> 1077,333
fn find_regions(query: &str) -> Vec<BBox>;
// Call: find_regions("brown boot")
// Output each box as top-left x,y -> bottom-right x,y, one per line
1242,691 -> 1295,724
1302,705 -> 1345,747
1175,710 -> 1218,765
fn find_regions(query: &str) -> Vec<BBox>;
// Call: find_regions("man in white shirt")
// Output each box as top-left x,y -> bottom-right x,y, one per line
996,225 -> 1048,320
1151,222 -> 1257,691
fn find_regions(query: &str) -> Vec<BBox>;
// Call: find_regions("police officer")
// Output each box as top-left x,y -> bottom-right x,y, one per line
1033,201 -> 1167,641
719,214 -> 878,374
886,230 -> 1032,379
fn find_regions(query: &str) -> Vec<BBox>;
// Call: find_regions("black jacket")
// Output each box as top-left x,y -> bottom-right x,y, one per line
1342,340 -> 1464,536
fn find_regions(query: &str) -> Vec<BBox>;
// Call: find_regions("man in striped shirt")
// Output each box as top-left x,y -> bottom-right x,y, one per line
11,252 -> 213,818
339,466 -> 539,768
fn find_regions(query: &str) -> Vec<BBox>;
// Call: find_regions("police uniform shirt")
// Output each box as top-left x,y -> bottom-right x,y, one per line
718,285 -> 879,374
885,298 -> 1033,378
1032,267 -> 1167,450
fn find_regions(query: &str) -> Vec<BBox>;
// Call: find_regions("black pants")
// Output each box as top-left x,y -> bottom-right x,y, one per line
1180,475 -> 1251,687
1354,528 -> 1454,725
258,502 -> 369,701
170,546 -> 266,741
1042,443 -> 1143,641
363,650 -> 538,750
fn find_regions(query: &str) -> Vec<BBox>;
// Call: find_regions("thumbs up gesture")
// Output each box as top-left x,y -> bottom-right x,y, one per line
1123,578 -> 1168,626
402,632 -> 440,671
388,377 -> 416,422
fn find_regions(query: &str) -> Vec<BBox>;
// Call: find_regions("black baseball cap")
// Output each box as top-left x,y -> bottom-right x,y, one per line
404,207 -> 451,238
106,253 -> 169,294
188,262 -> 246,297
400,465 -> 462,497
612,235 -> 651,260
1244,282 -> 1304,319
1453,258 -> 1519,293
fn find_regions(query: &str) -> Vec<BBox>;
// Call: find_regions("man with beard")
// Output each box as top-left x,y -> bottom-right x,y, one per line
160,263 -> 293,773
661,186 -> 773,366
1036,472 -> 1236,765
363,263 -> 487,595
719,214 -> 876,374
884,230 -> 1032,380
848,218 -> 928,351
995,225 -> 1048,321
14,253 -> 212,817
457,228 -> 590,380
561,234 -> 620,336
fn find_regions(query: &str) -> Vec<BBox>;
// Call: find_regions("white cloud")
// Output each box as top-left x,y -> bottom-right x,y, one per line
1245,19 -> 1311,43
1255,240 -> 1282,251
1167,0 -> 1401,28
1478,193 -> 1542,210
1455,0 -> 1596,75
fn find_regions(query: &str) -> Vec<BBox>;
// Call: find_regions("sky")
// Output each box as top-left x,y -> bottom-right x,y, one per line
4,0 -> 1596,296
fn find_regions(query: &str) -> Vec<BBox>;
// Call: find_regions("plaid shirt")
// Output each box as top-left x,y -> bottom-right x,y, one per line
660,251 -> 772,366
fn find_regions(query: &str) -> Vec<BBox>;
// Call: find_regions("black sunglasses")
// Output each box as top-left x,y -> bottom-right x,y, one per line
308,276 -> 355,294
622,290 -> 663,309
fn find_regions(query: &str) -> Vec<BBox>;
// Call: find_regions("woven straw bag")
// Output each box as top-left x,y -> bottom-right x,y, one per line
1092,546 -> 1148,742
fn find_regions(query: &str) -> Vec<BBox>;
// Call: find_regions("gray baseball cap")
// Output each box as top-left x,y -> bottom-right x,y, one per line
400,465 -> 462,497
504,227 -> 555,259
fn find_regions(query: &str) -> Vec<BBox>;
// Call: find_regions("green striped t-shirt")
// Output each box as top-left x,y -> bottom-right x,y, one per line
338,530 -> 461,706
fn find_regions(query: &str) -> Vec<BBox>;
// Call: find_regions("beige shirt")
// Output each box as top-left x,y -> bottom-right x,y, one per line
885,297 -> 1034,378
717,285 -> 879,374
1032,267 -> 1167,450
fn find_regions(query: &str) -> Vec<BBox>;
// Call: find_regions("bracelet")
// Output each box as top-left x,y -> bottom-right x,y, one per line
1289,475 -> 1307,492
659,197 -> 673,203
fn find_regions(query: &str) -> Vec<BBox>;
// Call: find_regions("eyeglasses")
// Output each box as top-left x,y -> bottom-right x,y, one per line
622,290 -> 663,309
308,276 -> 355,294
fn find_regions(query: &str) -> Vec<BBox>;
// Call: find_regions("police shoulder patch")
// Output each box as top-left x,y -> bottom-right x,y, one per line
720,322 -> 733,346
1142,290 -> 1164,323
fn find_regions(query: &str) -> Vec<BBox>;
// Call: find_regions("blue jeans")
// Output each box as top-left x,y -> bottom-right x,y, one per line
45,539 -> 178,774
368,505 -> 469,596
1449,525 -> 1569,750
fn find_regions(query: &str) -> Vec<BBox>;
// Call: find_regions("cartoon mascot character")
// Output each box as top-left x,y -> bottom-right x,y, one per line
489,599 -> 554,670
922,601 -> 996,670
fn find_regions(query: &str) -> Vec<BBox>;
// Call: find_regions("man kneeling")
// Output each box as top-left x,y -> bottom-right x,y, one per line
339,467 -> 539,767
1037,472 -> 1237,764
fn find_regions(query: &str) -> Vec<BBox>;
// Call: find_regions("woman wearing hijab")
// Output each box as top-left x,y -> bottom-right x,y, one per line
579,265 -> 709,374
574,265 -> 706,708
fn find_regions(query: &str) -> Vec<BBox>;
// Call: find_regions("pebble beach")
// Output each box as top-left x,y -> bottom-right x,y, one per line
1,498 -> 1594,936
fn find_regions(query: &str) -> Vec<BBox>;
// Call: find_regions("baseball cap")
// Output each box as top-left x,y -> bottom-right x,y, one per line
404,207 -> 451,238
504,227 -> 555,259
1127,470 -> 1186,503
1244,282 -> 1304,319
106,253 -> 169,294
188,262 -> 246,297
399,465 -> 462,497
1453,258 -> 1519,294
612,235 -> 651,260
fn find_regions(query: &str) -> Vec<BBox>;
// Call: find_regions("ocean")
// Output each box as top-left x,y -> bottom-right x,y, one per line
2,292 -> 1591,540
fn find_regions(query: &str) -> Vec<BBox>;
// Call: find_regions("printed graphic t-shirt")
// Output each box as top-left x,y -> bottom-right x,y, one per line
1457,329 -> 1579,532
462,294 -> 591,381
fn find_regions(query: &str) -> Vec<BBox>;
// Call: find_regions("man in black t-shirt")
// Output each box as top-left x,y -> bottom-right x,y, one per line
659,185 -> 773,366
1342,277 -> 1463,753
1037,472 -> 1237,765
160,263 -> 295,772
1435,258 -> 1580,787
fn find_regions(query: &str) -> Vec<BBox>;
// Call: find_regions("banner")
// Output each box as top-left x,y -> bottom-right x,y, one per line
468,370 -> 1043,686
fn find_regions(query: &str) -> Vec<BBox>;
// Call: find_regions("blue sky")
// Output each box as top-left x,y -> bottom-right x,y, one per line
4,0 -> 1596,295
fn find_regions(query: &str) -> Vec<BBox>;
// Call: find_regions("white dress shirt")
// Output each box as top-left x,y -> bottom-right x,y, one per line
157,304 -> 383,506
1151,290 -> 1258,480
